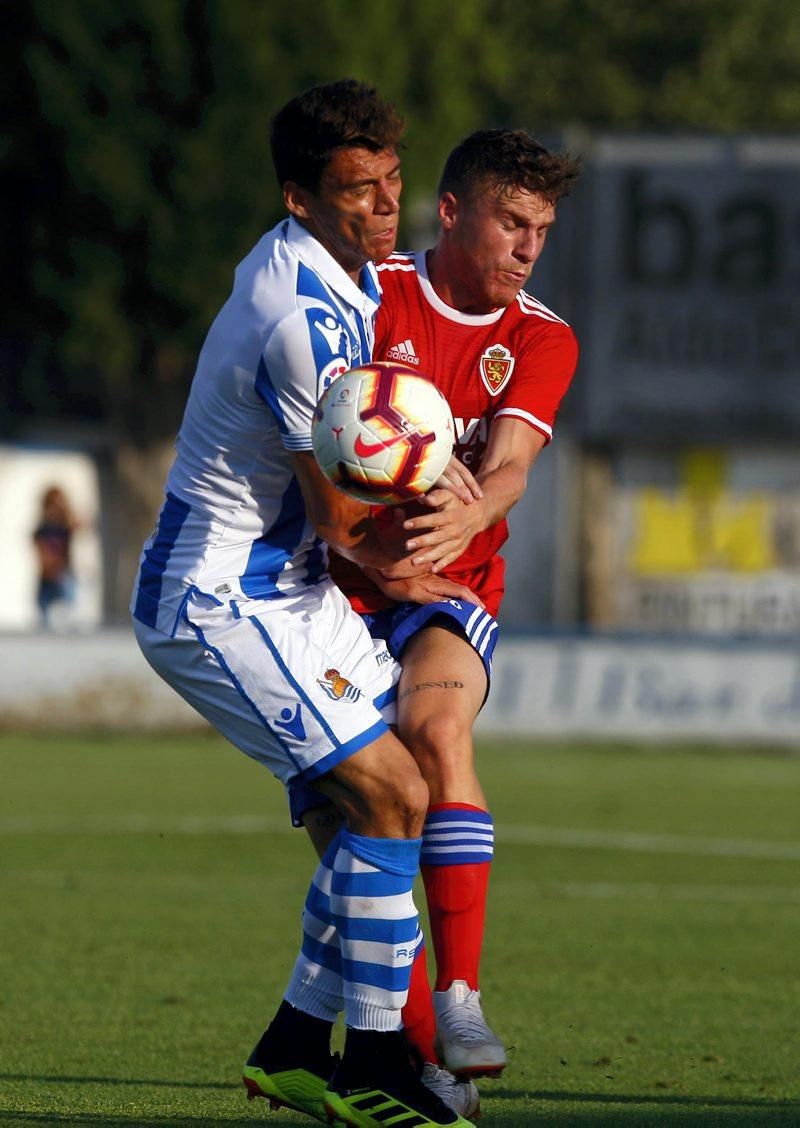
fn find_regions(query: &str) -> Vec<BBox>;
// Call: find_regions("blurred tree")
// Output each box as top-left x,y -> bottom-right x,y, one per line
2,1 -> 510,444
485,0 -> 800,130
4,0 -> 799,617
3,0 -> 800,447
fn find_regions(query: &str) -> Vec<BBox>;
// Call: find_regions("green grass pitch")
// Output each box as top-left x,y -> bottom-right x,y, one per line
1,730 -> 798,1127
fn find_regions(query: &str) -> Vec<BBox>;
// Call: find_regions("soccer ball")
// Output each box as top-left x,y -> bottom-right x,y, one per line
312,362 -> 455,505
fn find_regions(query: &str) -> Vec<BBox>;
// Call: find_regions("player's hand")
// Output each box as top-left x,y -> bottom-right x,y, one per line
401,493 -> 487,573
432,455 -> 482,504
367,569 -> 485,608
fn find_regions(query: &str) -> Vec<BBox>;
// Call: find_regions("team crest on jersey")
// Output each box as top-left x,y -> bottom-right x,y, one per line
318,357 -> 349,395
318,668 -> 362,702
307,306 -> 353,398
480,344 -> 515,396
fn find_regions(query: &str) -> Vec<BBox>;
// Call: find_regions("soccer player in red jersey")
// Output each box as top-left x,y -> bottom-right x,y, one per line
294,129 -> 580,1114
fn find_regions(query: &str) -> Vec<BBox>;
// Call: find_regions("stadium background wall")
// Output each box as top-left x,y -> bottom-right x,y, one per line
2,631 -> 798,747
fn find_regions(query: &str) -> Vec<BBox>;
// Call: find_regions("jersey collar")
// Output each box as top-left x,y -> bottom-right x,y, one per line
285,217 -> 380,312
415,250 -> 505,326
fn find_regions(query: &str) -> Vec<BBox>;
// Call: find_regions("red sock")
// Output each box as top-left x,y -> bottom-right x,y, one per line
423,860 -> 490,991
421,802 -> 493,991
401,941 -> 437,1064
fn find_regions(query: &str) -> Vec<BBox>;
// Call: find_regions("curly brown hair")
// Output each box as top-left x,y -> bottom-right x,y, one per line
271,79 -> 406,192
439,129 -> 580,206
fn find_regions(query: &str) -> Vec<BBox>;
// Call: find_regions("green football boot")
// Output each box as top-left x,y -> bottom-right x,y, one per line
323,1083 -> 475,1127
242,1001 -> 338,1123
243,1061 -> 332,1122
323,1030 -> 475,1127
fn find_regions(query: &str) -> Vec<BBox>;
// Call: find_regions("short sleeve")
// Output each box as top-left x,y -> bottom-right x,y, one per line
257,305 -> 351,452
494,323 -> 578,444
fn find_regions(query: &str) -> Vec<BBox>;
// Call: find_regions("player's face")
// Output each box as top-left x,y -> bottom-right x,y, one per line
286,147 -> 402,280
438,184 -> 556,313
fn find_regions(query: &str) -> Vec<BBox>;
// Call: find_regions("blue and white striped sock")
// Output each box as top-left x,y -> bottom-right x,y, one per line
331,830 -> 422,1031
284,835 -> 344,1022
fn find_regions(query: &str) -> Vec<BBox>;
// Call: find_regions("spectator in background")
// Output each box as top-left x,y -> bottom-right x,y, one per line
32,485 -> 76,628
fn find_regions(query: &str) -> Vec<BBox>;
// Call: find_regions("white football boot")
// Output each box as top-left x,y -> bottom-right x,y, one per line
421,1063 -> 481,1120
433,980 -> 507,1079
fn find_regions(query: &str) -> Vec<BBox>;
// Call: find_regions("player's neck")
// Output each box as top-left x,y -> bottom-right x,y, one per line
294,216 -> 366,285
425,247 -> 500,316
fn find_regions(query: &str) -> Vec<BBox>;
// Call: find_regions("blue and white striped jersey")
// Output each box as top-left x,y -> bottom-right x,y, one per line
132,217 -> 380,636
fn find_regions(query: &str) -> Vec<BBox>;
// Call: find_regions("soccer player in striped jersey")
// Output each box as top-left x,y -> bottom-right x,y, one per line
308,129 -> 581,1090
132,80 -> 478,1128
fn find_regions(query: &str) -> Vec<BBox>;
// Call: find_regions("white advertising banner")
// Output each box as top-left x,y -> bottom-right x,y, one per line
479,637 -> 800,745
1,631 -> 797,745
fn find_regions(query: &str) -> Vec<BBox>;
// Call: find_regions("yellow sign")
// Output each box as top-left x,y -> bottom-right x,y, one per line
630,450 -> 775,574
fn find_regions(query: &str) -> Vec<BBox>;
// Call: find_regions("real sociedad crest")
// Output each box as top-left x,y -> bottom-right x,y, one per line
317,668 -> 362,703
479,344 -> 515,396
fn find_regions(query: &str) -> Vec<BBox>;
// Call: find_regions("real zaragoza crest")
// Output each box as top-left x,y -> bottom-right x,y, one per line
479,344 -> 515,396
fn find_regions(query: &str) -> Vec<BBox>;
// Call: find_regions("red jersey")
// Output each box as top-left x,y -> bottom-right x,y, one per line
329,250 -> 578,616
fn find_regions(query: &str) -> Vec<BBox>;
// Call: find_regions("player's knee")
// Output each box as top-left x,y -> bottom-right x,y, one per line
384,768 -> 429,835
407,770 -> 429,821
404,710 -> 470,771
356,762 -> 428,839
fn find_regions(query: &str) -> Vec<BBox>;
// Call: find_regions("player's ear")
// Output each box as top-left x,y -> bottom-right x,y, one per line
438,191 -> 458,230
284,181 -> 314,220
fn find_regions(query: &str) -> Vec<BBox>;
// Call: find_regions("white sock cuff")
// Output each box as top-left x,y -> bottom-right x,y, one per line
285,960 -> 343,1023
344,990 -> 404,1032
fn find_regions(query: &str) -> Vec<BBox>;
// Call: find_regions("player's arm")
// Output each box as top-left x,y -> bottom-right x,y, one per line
402,325 -> 578,571
474,415 -> 547,525
291,449 -> 405,568
268,305 -> 481,596
291,450 -> 481,604
260,308 -> 410,572
401,416 -> 546,573
359,563 -> 485,608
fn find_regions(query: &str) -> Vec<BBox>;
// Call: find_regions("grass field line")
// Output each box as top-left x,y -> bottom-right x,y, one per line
499,824 -> 800,860
5,868 -> 800,903
2,812 -> 800,861
538,880 -> 800,904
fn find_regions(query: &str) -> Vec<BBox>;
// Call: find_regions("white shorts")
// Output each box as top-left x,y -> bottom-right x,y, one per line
134,578 -> 400,787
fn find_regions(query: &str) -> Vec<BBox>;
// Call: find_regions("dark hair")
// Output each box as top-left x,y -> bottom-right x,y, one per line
271,78 -> 406,192
438,129 -> 580,205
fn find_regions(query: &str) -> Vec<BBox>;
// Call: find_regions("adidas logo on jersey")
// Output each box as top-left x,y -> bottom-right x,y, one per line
386,338 -> 420,365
